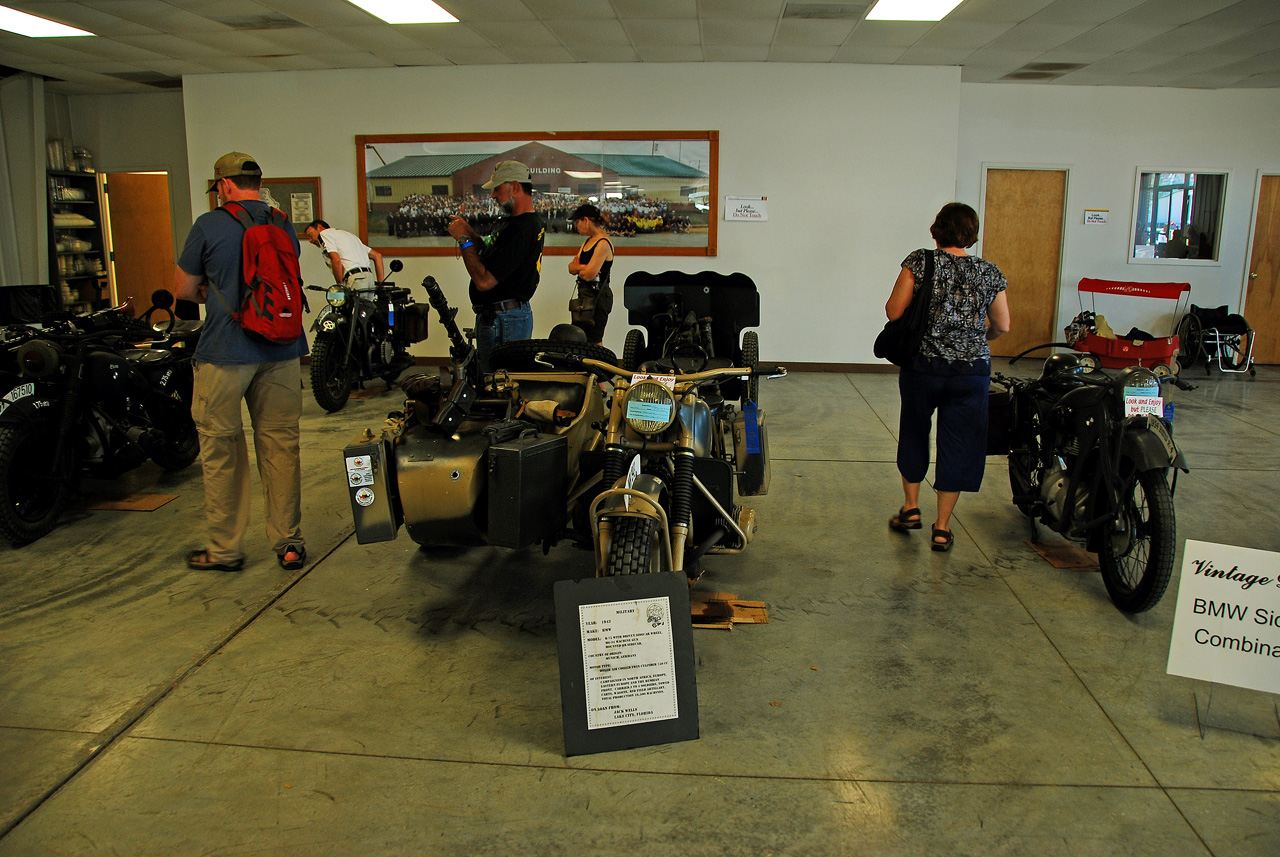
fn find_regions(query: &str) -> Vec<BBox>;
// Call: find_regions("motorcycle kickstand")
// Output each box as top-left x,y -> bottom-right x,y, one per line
1026,514 -> 1040,542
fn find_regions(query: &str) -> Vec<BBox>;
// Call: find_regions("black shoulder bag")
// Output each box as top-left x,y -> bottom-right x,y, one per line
873,249 -> 935,367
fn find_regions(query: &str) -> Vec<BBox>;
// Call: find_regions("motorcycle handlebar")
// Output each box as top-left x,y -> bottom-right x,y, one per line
535,351 -> 787,383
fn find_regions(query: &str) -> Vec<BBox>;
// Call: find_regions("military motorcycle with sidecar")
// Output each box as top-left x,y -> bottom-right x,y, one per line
342,271 -> 782,582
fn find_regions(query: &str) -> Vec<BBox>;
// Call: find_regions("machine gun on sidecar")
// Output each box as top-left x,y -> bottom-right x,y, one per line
342,271 -> 782,582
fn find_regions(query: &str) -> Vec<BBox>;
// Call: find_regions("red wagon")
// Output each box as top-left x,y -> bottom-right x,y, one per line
1068,278 -> 1190,370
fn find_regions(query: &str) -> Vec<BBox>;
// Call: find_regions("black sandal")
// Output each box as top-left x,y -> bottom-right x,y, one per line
187,549 -> 245,572
931,527 -> 954,552
278,545 -> 306,570
889,507 -> 922,531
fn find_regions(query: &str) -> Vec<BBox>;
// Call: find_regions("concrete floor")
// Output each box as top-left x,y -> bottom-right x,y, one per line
0,363 -> 1277,856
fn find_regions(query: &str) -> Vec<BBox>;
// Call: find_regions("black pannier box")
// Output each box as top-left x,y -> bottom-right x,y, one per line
487,432 -> 567,549
400,303 -> 432,343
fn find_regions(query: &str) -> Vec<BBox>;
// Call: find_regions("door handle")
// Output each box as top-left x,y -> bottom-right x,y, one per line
1249,272 -> 1258,279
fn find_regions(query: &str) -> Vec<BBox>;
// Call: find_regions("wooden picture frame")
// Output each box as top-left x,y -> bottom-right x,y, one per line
356,131 -> 718,257
207,176 -> 322,231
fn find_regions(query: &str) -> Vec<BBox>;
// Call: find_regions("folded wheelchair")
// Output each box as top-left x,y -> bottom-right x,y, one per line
1175,304 -> 1256,375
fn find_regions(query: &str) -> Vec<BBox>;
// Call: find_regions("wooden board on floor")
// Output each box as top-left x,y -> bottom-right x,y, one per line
80,494 -> 178,512
690,590 -> 769,629
1028,539 -> 1099,569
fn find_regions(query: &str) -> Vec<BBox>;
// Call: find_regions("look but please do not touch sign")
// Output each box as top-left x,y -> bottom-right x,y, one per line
1167,540 -> 1280,696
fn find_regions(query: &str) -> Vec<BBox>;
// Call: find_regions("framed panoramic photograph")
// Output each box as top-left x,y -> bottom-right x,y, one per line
355,131 -> 718,257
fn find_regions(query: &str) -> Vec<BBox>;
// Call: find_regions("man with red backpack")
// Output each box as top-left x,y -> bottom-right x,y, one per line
174,152 -> 309,573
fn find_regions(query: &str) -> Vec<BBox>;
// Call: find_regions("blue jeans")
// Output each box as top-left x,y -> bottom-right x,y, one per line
897,356 -> 991,493
474,301 -> 533,373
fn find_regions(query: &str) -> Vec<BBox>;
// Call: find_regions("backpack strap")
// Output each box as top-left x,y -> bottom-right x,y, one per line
219,201 -> 255,231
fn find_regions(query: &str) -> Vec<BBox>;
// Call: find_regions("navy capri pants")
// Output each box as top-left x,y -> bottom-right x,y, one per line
897,355 -> 991,493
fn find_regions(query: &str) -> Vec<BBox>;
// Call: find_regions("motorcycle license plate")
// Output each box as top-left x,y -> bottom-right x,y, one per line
1144,414 -> 1178,461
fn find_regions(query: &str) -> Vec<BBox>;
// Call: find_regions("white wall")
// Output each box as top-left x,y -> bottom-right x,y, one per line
181,63 -> 961,363
67,91 -> 192,261
957,83 -> 1280,337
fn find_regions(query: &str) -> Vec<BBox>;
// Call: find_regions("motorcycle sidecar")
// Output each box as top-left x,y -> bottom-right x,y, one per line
344,369 -> 606,549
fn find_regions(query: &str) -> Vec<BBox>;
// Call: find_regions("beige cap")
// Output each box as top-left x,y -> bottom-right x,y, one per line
207,152 -> 262,191
482,160 -> 531,189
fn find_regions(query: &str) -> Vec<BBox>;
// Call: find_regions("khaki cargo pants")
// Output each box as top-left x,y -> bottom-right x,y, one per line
191,359 -> 304,564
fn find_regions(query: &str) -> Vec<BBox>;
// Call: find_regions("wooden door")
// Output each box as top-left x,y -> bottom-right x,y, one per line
1246,174 -> 1280,365
104,172 -> 174,315
981,169 -> 1067,358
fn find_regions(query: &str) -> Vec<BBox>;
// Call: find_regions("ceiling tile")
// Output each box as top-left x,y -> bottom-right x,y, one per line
1236,70 -> 1280,87
429,45 -> 512,65
467,21 -> 563,47
624,19 -> 700,45
1027,0 -> 1146,26
111,34 -> 230,58
1212,48 -> 1280,76
568,44 -> 640,62
916,21 -> 1015,50
704,45 -> 770,61
245,54 -> 332,71
768,44 -> 838,61
699,0 -> 785,17
543,19 -> 631,45
254,28 -> 361,53
615,0 -> 697,17
398,23 -> 498,50
79,1 -> 231,34
832,43 -> 906,63
437,0 -> 536,21
701,19 -> 777,45
845,20 -> 932,48
191,55 -> 276,73
376,49 -> 452,67
179,29 -> 285,55
985,21 -> 1096,51
20,1 -> 161,36
52,37 -> 170,61
220,0 -> 375,29
312,52 -> 394,69
522,0 -> 616,20
499,45 -> 579,63
636,45 -> 703,61
775,18 -> 855,47
896,46 -> 973,65
1053,20 -> 1169,54
948,0 -> 1055,25
315,24 -> 431,53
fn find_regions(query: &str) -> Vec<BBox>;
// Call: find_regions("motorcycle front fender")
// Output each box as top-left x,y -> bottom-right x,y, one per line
311,305 -> 342,334
1121,415 -> 1188,473
599,472 -> 667,514
0,381 -> 57,425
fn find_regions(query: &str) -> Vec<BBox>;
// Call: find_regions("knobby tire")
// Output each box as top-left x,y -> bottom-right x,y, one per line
1098,467 -> 1176,613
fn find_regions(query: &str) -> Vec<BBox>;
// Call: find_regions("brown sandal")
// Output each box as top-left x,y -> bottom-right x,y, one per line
187,549 -> 245,572
889,507 -> 922,531
931,527 -> 954,552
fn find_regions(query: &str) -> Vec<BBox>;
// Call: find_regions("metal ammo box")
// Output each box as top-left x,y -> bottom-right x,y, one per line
343,426 -> 401,544
487,432 -> 567,549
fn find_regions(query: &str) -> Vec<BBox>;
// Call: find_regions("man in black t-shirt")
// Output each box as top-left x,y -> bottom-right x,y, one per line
447,160 -> 545,372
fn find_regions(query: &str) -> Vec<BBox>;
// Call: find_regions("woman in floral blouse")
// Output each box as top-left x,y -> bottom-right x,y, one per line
885,202 -> 1011,552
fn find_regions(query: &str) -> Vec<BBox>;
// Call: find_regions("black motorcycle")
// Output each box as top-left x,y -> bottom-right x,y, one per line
0,295 -> 201,544
990,350 -> 1188,613
307,259 -> 430,412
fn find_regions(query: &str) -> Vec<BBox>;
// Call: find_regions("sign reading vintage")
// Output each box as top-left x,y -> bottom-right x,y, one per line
1166,540 -> 1280,695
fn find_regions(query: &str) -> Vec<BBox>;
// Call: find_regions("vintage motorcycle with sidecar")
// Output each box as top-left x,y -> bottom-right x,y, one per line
307,259 -> 432,412
343,271 -> 782,581
989,348 -> 1188,613
0,292 -> 201,544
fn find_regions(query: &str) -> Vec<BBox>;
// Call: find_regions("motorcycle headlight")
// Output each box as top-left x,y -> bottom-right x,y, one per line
326,285 -> 349,308
16,339 -> 61,379
625,378 -> 676,435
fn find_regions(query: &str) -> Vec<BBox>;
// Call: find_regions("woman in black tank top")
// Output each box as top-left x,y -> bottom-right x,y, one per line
568,203 -> 615,345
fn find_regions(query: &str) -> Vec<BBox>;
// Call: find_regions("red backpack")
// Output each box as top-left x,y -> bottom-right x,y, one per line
217,201 -> 304,345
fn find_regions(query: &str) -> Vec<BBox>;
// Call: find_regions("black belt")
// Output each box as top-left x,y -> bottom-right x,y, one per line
473,299 -> 525,313
344,267 -> 372,278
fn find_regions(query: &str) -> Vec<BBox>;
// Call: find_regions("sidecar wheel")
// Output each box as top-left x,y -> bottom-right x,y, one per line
1098,467 -> 1175,613
310,331 -> 352,413
489,339 -> 617,372
608,516 -> 661,575
150,423 -> 199,471
622,329 -> 644,372
0,421 -> 70,545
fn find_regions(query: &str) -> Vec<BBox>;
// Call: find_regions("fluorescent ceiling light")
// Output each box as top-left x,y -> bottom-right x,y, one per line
866,0 -> 964,21
0,5 -> 94,37
347,1 -> 457,24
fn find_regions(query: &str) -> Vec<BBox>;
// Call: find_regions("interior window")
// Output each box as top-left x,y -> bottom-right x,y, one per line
1131,171 -> 1226,263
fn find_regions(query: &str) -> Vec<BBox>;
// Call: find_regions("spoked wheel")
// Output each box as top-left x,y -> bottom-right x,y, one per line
607,516 -> 662,575
622,329 -> 644,372
741,330 -> 759,403
0,421 -> 71,545
1098,467 -> 1176,613
1175,313 -> 1203,374
310,331 -> 353,412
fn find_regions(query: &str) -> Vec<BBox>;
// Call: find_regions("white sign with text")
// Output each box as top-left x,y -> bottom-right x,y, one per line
1166,540 -> 1280,695
580,597 -> 678,730
726,195 -> 768,221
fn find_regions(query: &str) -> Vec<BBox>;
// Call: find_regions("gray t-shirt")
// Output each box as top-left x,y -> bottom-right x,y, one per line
178,201 -> 309,364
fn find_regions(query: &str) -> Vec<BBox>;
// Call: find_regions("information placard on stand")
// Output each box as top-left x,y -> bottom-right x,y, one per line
554,572 -> 699,756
